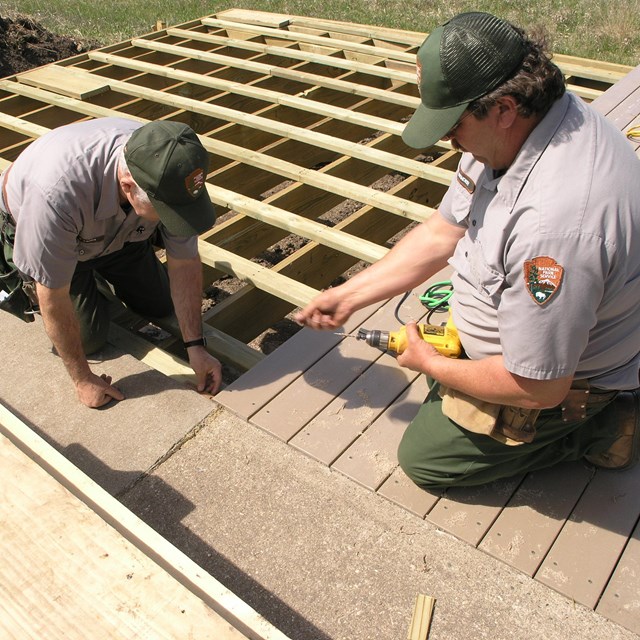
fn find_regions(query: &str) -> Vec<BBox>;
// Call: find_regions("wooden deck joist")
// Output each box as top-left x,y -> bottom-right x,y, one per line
0,9 -> 632,374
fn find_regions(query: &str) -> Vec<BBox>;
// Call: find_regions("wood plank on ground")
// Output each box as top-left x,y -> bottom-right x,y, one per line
535,464 -> 640,609
0,432 -> 248,640
0,403 -> 291,640
478,462 -> 592,576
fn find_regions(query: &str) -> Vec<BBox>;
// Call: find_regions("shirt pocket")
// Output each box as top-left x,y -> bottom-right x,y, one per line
451,240 -> 505,305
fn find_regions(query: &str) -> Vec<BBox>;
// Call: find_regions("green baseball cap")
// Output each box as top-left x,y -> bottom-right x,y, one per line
124,121 -> 216,237
402,12 -> 528,149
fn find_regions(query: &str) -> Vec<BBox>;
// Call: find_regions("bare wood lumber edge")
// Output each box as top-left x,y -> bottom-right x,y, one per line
77,56 -> 448,183
201,17 -> 417,64
407,594 -> 435,640
197,241 -> 319,308
123,38 -> 420,109
0,401 -> 292,640
163,26 -> 611,101
165,27 -> 415,83
214,11 -> 631,82
89,50 -> 407,137
0,90 -> 404,258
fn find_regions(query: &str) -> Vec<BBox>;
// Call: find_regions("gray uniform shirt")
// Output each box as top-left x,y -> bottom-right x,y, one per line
4,117 -> 198,289
440,92 -> 640,390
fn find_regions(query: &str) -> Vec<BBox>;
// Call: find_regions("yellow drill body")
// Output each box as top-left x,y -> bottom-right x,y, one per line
357,314 -> 462,358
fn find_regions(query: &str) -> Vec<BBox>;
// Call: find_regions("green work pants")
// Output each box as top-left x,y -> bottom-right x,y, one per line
397,381 -> 618,489
69,240 -> 173,354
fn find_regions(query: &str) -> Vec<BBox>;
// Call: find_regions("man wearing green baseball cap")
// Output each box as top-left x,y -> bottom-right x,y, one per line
297,12 -> 640,487
0,117 -> 221,407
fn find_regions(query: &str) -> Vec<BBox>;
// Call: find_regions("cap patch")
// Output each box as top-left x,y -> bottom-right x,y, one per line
457,169 -> 475,194
416,59 -> 423,95
185,168 -> 205,199
524,256 -> 563,305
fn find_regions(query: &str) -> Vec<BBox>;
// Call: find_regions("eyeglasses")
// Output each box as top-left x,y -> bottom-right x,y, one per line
443,107 -> 478,140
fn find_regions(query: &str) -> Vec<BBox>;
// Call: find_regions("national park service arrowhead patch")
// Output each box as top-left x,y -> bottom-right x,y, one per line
523,256 -> 564,305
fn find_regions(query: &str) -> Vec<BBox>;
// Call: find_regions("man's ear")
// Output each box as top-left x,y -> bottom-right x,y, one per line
496,96 -> 519,129
119,172 -> 136,199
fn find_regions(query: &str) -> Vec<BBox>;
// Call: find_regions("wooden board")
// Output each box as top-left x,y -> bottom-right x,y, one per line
0,403 -> 290,640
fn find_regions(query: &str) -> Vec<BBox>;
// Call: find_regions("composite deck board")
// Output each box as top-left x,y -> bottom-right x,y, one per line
250,291 -> 418,442
478,462 -> 593,576
425,476 -> 525,547
331,374 -> 430,491
596,519 -> 640,635
376,467 -> 442,518
536,464 -> 640,609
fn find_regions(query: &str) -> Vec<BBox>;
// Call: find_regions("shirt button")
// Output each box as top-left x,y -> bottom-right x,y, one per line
465,251 -> 468,257
79,249 -> 85,255
472,220 -> 477,226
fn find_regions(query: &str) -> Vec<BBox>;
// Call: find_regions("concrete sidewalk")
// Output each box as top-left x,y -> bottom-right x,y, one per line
1,312 -> 637,640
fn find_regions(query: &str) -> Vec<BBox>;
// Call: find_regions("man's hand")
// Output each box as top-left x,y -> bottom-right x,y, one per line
75,372 -> 125,408
396,322 -> 442,374
294,287 -> 353,330
187,346 -> 222,395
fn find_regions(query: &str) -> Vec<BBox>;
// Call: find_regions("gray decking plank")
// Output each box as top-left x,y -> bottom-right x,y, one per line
377,467 -> 442,518
216,305 -> 379,420
478,462 -> 592,576
596,518 -> 640,635
332,374 -> 430,490
536,464 -> 640,609
250,332 -> 381,441
592,63 -> 640,116
288,353 -> 415,465
426,476 -> 524,546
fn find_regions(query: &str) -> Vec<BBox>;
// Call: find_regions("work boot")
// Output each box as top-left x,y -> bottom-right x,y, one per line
585,388 -> 640,470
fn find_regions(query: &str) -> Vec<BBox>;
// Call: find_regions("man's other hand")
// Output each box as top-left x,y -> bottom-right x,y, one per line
76,372 -> 125,408
188,347 -> 223,395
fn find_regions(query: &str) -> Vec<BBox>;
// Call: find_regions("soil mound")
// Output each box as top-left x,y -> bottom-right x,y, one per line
0,15 -> 99,77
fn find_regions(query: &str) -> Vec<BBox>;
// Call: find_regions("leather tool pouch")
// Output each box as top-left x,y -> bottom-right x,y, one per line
0,209 -> 38,323
438,385 -> 540,446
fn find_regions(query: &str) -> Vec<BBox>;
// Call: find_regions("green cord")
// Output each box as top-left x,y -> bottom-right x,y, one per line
419,280 -> 453,311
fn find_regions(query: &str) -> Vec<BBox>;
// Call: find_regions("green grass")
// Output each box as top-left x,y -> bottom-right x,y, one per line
3,0 -> 640,65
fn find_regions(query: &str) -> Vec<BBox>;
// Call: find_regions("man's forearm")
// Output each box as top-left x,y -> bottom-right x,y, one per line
423,353 -> 573,409
36,283 -> 92,383
167,254 -> 205,341
338,211 -> 465,309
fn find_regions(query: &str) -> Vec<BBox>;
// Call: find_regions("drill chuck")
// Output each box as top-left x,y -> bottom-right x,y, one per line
356,328 -> 390,350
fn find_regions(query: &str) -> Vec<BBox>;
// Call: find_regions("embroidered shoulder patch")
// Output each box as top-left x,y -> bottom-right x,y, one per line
457,169 -> 475,194
523,256 -> 564,305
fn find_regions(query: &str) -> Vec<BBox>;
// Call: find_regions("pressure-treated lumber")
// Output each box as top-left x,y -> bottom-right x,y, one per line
0,402 -> 290,640
407,594 -> 435,640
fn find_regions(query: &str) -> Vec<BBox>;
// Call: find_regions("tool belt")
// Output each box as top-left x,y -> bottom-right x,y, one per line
0,167 -> 38,322
438,380 -> 617,446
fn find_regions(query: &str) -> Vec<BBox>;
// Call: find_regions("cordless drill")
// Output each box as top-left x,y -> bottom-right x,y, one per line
356,313 -> 462,358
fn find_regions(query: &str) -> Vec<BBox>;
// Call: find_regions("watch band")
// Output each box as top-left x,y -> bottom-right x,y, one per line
183,337 -> 207,349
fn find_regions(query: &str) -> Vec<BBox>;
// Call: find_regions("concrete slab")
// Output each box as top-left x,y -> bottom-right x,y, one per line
1,310 -> 637,639
0,312 -> 214,494
121,408 -> 639,640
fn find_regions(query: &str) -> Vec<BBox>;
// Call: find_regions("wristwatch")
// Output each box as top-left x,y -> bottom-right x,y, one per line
183,337 -> 207,349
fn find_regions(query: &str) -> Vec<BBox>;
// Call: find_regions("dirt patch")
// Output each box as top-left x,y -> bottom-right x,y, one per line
0,15 -> 99,77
